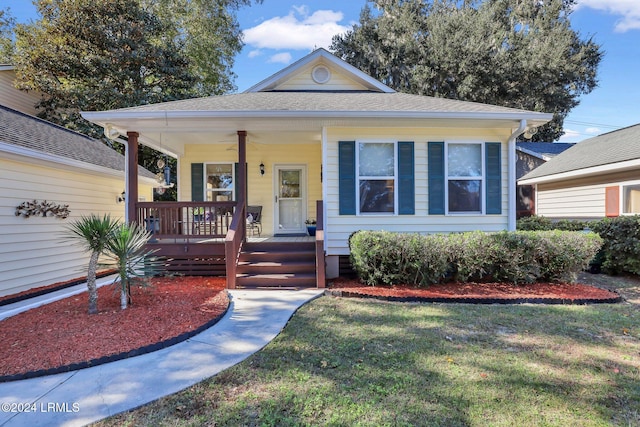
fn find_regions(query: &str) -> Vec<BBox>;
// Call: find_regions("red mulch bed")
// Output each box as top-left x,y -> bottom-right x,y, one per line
0,276 -> 228,381
327,277 -> 622,304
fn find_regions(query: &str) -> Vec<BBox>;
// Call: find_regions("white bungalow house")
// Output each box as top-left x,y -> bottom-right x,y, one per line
82,48 -> 552,288
519,124 -> 640,220
0,66 -> 157,297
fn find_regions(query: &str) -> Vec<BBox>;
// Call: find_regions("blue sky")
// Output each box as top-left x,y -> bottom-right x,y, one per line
3,0 -> 639,142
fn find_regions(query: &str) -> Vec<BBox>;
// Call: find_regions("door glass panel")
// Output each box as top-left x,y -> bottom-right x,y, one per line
279,170 -> 300,198
278,169 -> 303,231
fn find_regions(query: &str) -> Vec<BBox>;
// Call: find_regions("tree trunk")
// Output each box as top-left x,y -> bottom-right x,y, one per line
120,278 -> 128,310
87,251 -> 99,314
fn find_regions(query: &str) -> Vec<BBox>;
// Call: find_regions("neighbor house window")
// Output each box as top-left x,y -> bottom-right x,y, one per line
205,163 -> 234,201
446,143 -> 483,213
357,141 -> 396,214
623,184 -> 640,214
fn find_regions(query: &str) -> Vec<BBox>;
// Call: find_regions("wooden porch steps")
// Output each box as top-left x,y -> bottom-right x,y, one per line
236,241 -> 317,288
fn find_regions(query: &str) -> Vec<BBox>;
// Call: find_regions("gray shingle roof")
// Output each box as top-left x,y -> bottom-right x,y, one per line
114,91 -> 545,116
521,124 -> 640,181
0,105 -> 154,178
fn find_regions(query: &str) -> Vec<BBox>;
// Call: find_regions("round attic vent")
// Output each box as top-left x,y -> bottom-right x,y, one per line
311,65 -> 331,84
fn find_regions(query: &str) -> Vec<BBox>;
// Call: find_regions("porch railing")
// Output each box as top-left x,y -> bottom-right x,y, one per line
136,201 -> 237,240
224,197 -> 246,289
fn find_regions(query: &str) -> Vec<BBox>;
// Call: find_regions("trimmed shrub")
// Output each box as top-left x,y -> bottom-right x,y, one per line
349,230 -> 603,286
591,216 -> 640,275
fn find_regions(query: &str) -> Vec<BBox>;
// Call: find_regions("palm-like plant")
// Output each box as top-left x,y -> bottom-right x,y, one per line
102,222 -> 160,310
64,214 -> 120,314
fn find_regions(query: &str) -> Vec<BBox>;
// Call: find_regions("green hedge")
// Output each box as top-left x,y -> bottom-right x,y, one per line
517,215 -> 640,276
349,230 -> 602,287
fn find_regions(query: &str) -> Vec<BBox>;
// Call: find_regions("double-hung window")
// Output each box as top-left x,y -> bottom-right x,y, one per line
205,163 -> 234,201
623,183 -> 640,214
446,142 -> 484,214
357,141 -> 397,214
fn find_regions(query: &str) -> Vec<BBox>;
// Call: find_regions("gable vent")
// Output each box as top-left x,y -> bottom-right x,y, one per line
311,65 -> 331,84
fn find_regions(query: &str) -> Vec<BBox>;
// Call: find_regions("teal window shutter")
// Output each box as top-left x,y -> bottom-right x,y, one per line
485,142 -> 502,214
428,142 -> 445,215
338,141 -> 356,215
191,163 -> 204,201
398,141 -> 415,215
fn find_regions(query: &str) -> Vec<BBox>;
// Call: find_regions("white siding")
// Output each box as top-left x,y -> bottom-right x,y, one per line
0,69 -> 41,116
325,127 -> 512,255
536,184 -> 606,218
0,158 -> 154,297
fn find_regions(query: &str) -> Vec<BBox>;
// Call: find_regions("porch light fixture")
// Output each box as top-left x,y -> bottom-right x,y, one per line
117,191 -> 126,203
260,162 -> 265,176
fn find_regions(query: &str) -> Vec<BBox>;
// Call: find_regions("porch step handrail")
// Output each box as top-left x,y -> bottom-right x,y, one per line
224,197 -> 246,289
315,200 -> 326,288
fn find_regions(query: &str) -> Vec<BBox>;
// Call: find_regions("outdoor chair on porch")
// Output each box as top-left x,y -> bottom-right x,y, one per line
246,205 -> 262,236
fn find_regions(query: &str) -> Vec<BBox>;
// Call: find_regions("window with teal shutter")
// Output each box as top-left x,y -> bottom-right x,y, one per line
485,142 -> 502,214
338,141 -> 356,215
428,142 -> 445,214
398,142 -> 414,215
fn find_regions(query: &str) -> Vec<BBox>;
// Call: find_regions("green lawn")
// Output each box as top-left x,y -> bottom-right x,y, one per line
95,274 -> 640,427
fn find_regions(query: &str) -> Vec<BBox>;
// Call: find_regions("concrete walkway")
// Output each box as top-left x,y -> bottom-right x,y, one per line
0,285 -> 323,427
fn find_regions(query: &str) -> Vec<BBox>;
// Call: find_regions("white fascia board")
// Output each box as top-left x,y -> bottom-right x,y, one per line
519,158 -> 640,185
516,146 -> 547,161
83,109 -> 553,123
0,141 -> 157,185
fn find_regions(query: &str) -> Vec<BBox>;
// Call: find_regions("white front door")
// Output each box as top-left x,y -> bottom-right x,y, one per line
274,165 -> 306,234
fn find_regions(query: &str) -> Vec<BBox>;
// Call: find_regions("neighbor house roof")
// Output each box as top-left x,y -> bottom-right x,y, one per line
0,105 -> 155,179
519,124 -> 640,184
516,142 -> 575,161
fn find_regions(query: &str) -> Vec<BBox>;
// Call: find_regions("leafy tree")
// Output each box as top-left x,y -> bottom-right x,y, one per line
331,0 -> 602,141
143,0 -> 262,95
102,222 -> 160,310
0,8 -> 15,63
64,214 -> 120,314
13,0 -> 197,138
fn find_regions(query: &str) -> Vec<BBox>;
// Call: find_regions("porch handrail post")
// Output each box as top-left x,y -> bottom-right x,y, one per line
315,200 -> 326,288
238,130 -> 247,239
126,131 -> 139,225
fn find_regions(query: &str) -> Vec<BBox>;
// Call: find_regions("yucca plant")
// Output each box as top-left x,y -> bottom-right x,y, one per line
63,214 -> 120,314
102,222 -> 161,310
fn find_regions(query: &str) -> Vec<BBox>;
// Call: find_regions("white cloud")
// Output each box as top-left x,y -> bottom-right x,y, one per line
268,52 -> 293,64
585,127 -> 601,134
575,0 -> 640,32
248,50 -> 263,58
243,8 -> 349,50
559,128 -> 583,142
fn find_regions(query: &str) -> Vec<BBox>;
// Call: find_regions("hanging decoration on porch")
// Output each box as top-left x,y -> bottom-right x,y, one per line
155,156 -> 174,195
15,200 -> 70,219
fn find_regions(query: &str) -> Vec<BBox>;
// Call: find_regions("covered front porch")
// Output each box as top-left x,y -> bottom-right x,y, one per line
136,199 -> 325,289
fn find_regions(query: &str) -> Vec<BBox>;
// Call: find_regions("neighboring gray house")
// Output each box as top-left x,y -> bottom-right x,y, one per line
519,124 -> 640,220
0,68 -> 157,296
516,142 -> 575,217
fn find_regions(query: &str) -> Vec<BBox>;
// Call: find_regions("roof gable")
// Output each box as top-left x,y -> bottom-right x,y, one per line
245,48 -> 395,93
